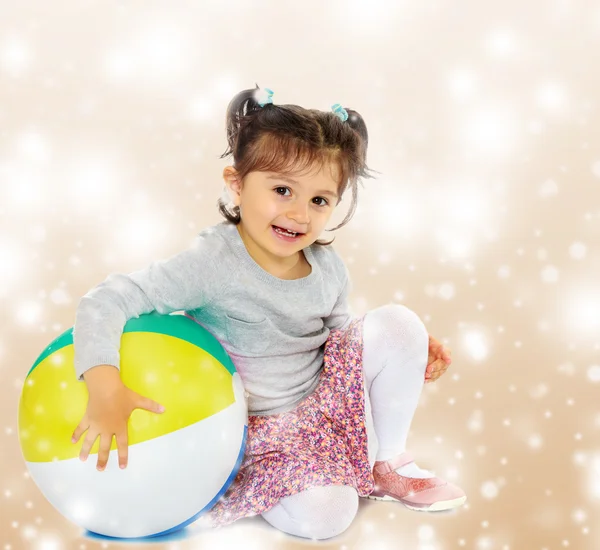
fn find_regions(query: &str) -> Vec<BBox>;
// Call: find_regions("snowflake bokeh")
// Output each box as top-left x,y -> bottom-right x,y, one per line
1,0 -> 600,549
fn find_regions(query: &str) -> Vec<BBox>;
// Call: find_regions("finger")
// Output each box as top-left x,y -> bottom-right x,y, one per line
431,359 -> 445,373
134,396 -> 165,414
96,434 -> 114,471
428,335 -> 440,352
71,417 -> 89,444
426,360 -> 446,381
79,431 -> 98,462
115,430 -> 129,469
426,358 -> 441,375
433,366 -> 445,379
435,347 -> 449,363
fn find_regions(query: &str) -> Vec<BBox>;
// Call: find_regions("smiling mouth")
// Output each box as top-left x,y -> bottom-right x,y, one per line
272,225 -> 305,237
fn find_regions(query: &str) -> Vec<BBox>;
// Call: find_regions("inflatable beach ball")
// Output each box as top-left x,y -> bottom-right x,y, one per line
18,311 -> 248,539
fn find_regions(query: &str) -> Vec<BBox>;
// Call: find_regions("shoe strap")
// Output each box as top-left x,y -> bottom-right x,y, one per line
374,451 -> 415,475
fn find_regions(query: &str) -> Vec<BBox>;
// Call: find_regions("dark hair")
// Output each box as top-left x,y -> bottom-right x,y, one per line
217,84 -> 380,245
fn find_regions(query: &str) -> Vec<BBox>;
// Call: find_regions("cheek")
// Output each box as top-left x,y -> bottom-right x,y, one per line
247,192 -> 272,209
262,200 -> 280,215
319,208 -> 334,220
250,196 -> 280,220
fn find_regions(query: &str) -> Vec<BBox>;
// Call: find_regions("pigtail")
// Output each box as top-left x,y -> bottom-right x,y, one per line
333,107 -> 375,182
219,83 -> 267,161
343,109 -> 369,149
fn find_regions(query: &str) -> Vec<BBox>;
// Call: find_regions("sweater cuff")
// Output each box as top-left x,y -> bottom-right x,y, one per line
76,354 -> 120,381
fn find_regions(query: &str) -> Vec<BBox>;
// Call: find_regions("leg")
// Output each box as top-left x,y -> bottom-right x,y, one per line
260,485 -> 358,540
362,304 -> 430,468
361,304 -> 467,510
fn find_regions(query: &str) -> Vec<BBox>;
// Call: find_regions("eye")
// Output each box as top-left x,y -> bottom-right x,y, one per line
273,187 -> 329,207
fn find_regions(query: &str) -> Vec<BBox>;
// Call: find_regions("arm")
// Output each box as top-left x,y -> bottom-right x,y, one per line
73,234 -> 220,381
323,263 -> 355,332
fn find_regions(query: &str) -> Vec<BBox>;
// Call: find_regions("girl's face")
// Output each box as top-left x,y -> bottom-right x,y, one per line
223,162 -> 340,266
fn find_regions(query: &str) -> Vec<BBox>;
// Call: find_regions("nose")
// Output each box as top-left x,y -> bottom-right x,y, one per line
286,203 -> 310,226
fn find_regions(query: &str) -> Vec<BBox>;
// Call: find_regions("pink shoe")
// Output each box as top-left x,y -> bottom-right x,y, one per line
367,452 -> 467,511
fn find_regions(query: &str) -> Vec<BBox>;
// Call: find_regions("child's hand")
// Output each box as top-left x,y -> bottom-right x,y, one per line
72,368 -> 165,470
425,335 -> 452,383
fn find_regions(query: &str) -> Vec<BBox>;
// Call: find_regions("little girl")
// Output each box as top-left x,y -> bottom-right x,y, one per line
71,85 -> 466,540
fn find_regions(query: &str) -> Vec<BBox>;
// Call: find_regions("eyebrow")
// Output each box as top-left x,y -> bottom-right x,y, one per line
266,174 -> 339,200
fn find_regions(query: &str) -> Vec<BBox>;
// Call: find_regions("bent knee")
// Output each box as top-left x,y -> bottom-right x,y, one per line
296,485 -> 358,539
365,303 -> 429,353
263,485 -> 358,540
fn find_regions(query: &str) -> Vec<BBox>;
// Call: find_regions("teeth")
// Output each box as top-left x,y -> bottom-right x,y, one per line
274,226 -> 297,237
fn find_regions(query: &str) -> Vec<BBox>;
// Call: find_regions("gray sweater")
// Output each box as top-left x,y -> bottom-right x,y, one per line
73,221 -> 355,416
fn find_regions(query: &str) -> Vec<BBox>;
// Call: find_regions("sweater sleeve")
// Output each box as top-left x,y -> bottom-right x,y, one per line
72,234 -> 219,381
323,261 -> 355,332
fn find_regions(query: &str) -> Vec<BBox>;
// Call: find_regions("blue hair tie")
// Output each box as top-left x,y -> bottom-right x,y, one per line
256,87 -> 274,107
331,103 -> 348,122
255,90 -> 347,123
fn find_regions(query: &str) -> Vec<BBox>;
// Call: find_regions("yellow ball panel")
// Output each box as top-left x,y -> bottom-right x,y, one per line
19,332 -> 234,463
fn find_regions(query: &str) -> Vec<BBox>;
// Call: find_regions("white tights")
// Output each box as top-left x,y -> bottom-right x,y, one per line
261,304 -> 430,539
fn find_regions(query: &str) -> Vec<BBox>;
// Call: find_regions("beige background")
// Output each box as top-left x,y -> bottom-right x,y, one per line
1,1 -> 600,549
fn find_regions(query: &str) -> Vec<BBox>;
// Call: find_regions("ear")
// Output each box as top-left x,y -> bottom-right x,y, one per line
222,166 -> 242,206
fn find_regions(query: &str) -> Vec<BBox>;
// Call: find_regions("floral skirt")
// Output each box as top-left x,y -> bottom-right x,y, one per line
207,316 -> 375,528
